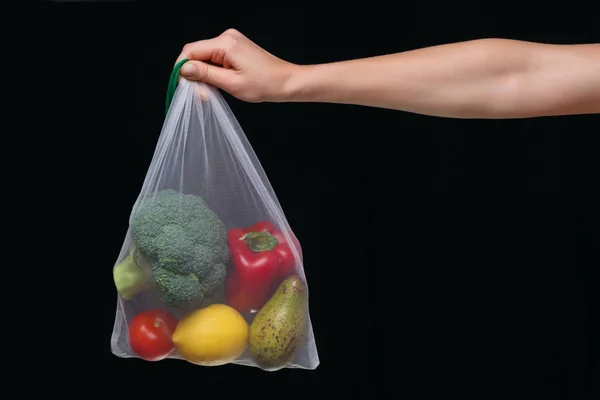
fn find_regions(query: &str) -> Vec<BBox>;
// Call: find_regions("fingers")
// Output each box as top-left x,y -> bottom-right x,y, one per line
176,30 -> 242,66
195,83 -> 210,101
174,30 -> 244,89
175,38 -> 219,65
180,60 -> 234,90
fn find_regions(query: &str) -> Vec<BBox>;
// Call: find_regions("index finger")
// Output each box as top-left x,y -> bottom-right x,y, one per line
175,38 -> 219,66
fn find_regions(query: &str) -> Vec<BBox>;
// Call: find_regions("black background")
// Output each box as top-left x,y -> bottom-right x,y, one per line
16,2 -> 600,399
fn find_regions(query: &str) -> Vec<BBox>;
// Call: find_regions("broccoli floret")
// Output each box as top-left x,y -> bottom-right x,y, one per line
152,264 -> 205,308
151,260 -> 227,308
113,189 -> 229,308
155,225 -> 196,273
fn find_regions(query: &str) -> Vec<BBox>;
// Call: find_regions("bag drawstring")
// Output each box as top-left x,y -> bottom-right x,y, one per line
165,59 -> 189,115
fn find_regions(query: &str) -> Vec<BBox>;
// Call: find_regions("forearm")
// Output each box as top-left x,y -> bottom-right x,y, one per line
282,39 -> 600,118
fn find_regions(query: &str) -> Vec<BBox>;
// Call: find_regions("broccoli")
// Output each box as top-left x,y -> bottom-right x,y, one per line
112,245 -> 153,300
113,189 -> 229,308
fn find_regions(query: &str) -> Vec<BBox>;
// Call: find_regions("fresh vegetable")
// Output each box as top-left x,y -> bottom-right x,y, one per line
249,274 -> 309,371
113,189 -> 229,308
113,245 -> 153,300
225,220 -> 297,313
224,271 -> 259,315
128,309 -> 178,361
172,303 -> 249,366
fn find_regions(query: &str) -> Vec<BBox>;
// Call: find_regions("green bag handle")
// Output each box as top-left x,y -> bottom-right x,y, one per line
165,59 -> 190,116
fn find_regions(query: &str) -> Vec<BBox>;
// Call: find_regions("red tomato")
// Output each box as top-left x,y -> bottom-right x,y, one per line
128,309 -> 178,361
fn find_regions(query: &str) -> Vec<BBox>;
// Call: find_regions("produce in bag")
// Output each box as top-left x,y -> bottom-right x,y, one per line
110,59 -> 319,371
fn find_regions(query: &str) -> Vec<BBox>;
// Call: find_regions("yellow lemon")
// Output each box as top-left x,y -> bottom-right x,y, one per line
172,303 -> 248,366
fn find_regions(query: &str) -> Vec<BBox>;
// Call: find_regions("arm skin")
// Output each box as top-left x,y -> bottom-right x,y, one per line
177,30 -> 600,119
282,39 -> 600,119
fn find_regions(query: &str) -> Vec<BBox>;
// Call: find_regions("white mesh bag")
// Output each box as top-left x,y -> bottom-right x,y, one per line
110,60 -> 319,371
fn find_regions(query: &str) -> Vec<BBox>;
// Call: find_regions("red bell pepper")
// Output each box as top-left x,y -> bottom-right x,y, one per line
225,220 -> 297,313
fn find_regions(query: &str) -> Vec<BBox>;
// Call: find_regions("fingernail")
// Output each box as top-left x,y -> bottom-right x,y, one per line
181,63 -> 195,76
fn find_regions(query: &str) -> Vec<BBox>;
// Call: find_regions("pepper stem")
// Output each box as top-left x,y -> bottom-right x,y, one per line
242,230 -> 279,253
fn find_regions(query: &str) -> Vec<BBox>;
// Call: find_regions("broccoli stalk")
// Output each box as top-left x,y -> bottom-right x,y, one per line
113,246 -> 153,300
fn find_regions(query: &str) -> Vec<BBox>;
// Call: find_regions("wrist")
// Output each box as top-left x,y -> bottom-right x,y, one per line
277,63 -> 322,103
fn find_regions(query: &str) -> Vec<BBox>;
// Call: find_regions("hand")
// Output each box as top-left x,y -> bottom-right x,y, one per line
175,29 -> 297,103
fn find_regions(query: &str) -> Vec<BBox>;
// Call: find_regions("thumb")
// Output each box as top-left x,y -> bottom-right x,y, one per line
179,60 -> 232,89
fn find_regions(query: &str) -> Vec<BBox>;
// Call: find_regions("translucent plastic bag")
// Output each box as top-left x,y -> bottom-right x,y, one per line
110,60 -> 319,371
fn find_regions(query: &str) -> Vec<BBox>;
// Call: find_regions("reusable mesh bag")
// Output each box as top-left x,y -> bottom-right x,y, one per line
110,60 -> 319,371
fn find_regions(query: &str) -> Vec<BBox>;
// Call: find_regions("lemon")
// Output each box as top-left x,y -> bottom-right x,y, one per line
172,303 -> 249,366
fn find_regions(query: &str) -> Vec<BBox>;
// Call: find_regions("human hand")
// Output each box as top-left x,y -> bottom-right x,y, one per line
175,29 -> 297,103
